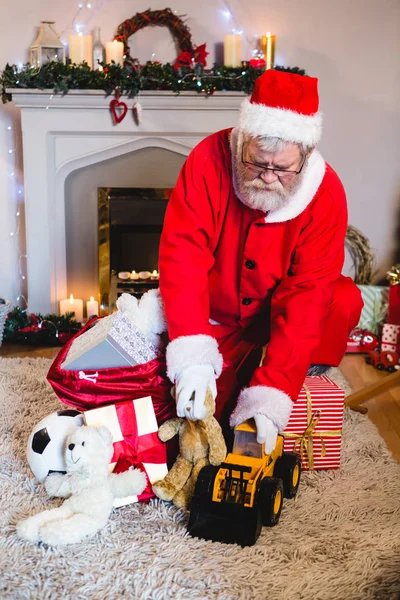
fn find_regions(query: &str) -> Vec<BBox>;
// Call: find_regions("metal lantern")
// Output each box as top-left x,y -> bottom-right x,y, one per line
30,21 -> 66,66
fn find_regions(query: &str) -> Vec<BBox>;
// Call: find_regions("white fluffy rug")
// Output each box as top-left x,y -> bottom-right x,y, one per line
0,357 -> 400,600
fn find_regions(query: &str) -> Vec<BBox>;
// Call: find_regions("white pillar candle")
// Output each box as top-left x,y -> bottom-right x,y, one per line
150,270 -> 159,280
223,33 -> 242,67
105,40 -> 124,66
68,33 -> 93,68
59,294 -> 84,322
86,296 -> 99,318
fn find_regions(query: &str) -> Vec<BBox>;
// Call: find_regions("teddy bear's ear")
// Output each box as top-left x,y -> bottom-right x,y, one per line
116,293 -> 138,314
95,426 -> 113,447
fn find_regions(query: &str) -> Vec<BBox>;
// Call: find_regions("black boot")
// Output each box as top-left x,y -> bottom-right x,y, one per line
306,364 -> 331,376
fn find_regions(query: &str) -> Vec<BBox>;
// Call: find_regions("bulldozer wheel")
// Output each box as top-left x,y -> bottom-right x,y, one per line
258,477 -> 284,527
274,452 -> 302,499
192,465 -> 219,503
377,363 -> 384,370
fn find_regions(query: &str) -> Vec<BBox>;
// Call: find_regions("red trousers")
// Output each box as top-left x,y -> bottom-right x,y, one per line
213,275 -> 362,426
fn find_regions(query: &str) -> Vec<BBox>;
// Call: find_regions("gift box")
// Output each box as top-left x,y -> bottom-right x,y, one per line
381,323 -> 400,353
62,311 -> 160,371
84,396 -> 168,507
282,376 -> 345,470
387,265 -> 400,325
356,285 -> 389,335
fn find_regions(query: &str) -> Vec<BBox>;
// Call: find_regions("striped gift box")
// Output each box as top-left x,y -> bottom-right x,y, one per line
282,376 -> 345,471
84,396 -> 168,507
357,285 -> 389,335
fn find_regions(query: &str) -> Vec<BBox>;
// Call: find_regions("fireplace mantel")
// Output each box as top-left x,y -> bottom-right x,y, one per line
9,89 -> 246,313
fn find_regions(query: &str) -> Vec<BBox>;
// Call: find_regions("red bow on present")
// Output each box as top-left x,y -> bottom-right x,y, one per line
174,43 -> 209,71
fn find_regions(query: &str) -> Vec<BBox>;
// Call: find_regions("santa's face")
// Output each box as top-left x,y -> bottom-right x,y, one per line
234,137 -> 309,212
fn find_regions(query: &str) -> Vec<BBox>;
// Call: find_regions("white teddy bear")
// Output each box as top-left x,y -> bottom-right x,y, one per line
116,289 -> 168,349
17,425 -> 147,546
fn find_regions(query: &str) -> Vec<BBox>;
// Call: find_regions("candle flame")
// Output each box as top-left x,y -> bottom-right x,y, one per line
69,294 -> 74,302
152,270 -> 158,275
266,31 -> 271,37
90,296 -> 94,301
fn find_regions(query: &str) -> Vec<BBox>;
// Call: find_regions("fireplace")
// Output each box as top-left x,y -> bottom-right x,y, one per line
98,187 -> 171,314
9,89 -> 245,314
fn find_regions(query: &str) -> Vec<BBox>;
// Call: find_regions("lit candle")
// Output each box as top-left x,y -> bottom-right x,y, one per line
223,33 -> 242,67
261,32 -> 276,70
150,270 -> 159,280
131,270 -> 139,280
105,40 -> 124,66
86,296 -> 99,318
68,33 -> 93,68
59,294 -> 84,322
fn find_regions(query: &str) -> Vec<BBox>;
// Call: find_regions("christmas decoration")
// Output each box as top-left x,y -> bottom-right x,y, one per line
114,8 -> 194,69
4,307 -> 82,346
344,224 -> 374,284
109,88 -> 128,124
0,61 -> 306,104
30,21 -> 65,67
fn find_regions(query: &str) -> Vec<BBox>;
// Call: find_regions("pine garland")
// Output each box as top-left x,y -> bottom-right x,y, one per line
4,307 -> 82,346
0,61 -> 306,104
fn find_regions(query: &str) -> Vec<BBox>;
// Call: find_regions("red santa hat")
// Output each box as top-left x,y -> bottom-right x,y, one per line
239,70 -> 322,147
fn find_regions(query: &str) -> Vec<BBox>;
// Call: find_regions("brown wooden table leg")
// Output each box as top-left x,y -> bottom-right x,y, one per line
345,369 -> 400,412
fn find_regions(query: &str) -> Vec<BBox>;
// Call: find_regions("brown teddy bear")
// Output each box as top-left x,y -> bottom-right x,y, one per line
152,389 -> 227,510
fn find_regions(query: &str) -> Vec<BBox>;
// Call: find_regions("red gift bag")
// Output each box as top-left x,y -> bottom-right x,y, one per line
47,317 -> 239,446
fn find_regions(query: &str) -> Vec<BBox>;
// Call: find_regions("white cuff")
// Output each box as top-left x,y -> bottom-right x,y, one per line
230,385 -> 293,432
166,334 -> 223,383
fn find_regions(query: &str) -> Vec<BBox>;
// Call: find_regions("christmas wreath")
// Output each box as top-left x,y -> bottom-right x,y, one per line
114,8 -> 208,70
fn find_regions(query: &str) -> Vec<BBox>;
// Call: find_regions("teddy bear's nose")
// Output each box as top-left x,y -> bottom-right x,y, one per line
68,443 -> 75,451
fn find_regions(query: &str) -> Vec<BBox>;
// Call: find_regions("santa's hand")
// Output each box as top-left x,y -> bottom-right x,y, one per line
254,414 -> 279,454
175,364 -> 217,421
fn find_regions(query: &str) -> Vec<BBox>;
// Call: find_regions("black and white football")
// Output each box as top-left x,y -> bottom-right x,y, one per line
26,409 -> 84,482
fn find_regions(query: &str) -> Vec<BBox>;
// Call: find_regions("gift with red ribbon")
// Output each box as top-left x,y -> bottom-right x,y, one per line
282,376 -> 345,470
83,396 -> 168,506
386,264 -> 400,325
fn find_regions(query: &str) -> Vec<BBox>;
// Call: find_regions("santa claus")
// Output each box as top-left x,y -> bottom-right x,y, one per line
159,69 -> 363,451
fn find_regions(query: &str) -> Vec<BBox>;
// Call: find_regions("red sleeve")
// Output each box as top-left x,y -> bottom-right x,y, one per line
159,142 -> 221,340
250,174 -> 348,400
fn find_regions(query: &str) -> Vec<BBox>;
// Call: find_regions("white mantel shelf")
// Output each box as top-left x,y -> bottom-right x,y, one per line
9,88 -> 246,314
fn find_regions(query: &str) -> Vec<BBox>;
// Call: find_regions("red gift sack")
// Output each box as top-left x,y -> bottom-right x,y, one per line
47,317 -> 239,436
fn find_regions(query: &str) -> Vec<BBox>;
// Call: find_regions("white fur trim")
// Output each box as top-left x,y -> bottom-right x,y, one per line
230,385 -> 293,432
239,98 -> 323,147
265,149 -> 326,223
166,334 -> 223,383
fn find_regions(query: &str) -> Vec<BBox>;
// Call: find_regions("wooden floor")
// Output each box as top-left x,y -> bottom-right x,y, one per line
1,343 -> 400,463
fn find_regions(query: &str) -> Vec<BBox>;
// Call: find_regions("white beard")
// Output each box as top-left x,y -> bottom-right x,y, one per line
231,130 -> 306,213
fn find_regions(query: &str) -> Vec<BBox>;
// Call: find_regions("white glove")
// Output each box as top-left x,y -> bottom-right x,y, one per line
254,414 -> 279,454
175,364 -> 217,421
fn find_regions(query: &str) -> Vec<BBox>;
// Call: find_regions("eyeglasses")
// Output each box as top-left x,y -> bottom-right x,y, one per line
241,145 -> 306,178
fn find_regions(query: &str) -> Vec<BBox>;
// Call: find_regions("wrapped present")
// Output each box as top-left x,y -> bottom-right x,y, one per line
381,323 -> 400,353
386,265 -> 400,325
62,312 -> 160,371
282,376 -> 344,470
356,285 -> 389,335
83,396 -> 168,507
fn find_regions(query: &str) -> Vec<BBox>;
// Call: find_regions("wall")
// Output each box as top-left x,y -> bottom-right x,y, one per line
0,0 -> 399,307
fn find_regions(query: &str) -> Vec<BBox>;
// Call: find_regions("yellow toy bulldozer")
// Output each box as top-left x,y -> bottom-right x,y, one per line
187,419 -> 301,546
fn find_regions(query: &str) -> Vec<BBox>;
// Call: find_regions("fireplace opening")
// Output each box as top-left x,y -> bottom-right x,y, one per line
99,187 -> 172,314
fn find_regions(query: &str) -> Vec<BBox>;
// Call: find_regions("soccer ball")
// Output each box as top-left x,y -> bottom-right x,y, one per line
27,409 -> 84,482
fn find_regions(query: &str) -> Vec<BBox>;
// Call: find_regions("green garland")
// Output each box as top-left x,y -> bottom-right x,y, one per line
0,61 -> 306,103
4,307 -> 82,346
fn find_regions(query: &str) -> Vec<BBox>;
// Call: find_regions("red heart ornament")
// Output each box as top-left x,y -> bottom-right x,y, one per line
110,98 -> 128,124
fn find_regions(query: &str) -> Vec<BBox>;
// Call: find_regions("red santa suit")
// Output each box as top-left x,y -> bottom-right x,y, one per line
159,71 -> 363,432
